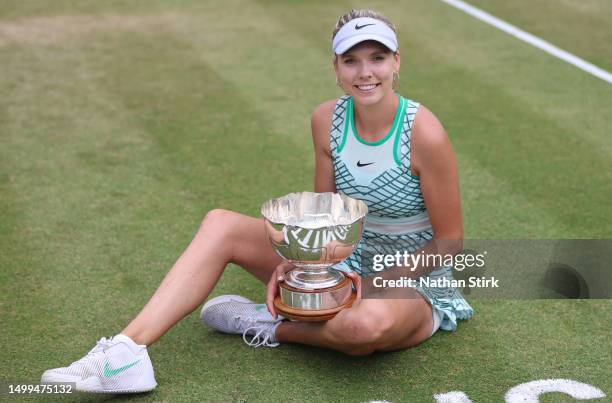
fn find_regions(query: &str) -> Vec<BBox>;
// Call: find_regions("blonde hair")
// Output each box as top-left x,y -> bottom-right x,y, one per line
332,9 -> 397,43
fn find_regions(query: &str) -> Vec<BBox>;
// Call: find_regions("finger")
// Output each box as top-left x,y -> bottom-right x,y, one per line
346,271 -> 362,300
277,261 -> 293,274
266,276 -> 278,318
268,262 -> 293,317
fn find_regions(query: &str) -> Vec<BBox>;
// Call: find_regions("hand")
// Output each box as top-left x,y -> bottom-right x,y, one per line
266,261 -> 293,319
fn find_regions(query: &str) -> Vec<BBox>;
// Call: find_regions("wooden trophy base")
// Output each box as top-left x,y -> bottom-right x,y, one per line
273,282 -> 357,322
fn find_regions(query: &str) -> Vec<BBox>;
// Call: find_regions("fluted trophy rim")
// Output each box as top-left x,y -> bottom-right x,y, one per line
260,191 -> 368,226
261,192 -> 368,275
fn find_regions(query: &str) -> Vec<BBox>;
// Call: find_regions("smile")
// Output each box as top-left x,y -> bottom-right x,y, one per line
354,83 -> 381,92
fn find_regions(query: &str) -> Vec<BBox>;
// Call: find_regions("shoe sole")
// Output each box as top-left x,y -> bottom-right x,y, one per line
78,386 -> 157,393
42,374 -> 156,394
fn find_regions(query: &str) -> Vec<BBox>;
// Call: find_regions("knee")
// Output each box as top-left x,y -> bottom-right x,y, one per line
333,313 -> 394,355
197,209 -> 238,252
200,209 -> 237,235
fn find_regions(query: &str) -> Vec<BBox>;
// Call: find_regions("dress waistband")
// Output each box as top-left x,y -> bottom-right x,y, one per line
364,211 -> 432,235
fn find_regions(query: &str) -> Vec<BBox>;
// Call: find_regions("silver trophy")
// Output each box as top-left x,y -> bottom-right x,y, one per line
261,192 -> 368,321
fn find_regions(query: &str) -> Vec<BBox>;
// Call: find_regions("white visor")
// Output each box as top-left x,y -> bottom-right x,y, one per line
332,17 -> 398,55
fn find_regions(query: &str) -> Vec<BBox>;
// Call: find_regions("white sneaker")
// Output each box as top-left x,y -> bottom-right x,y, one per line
200,295 -> 283,348
41,334 -> 157,393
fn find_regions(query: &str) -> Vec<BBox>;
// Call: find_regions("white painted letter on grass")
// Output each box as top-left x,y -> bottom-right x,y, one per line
434,391 -> 473,403
505,379 -> 606,403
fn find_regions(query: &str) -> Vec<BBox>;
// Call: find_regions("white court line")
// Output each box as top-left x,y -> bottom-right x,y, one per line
441,0 -> 612,84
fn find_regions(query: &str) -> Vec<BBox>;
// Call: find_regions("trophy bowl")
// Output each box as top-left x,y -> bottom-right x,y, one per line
261,192 -> 368,321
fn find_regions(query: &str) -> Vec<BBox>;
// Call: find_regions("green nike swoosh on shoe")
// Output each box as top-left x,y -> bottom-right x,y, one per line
103,360 -> 141,377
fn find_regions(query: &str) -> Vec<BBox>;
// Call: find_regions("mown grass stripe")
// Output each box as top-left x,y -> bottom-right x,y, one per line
0,13 -> 312,386
441,0 -> 612,84
391,0 -> 611,158
458,0 -> 612,72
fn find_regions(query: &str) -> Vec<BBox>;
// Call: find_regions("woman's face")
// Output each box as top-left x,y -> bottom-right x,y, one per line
334,40 -> 400,106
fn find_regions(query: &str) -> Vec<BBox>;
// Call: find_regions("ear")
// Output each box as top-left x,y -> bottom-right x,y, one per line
394,51 -> 401,72
332,56 -> 339,74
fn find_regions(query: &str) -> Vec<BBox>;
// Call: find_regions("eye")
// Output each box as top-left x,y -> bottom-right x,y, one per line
343,58 -> 355,65
373,55 -> 385,61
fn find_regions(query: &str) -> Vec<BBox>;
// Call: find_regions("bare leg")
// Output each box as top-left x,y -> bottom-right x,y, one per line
275,291 -> 434,355
121,209 -> 282,346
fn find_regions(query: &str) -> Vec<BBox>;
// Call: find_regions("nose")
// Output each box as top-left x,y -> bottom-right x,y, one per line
357,61 -> 373,79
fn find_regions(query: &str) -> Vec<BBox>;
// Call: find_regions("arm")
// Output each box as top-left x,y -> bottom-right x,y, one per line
311,100 -> 337,193
412,105 -> 463,243
365,105 -> 463,286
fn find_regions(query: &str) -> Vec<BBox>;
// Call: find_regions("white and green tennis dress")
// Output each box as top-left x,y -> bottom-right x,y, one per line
331,94 -> 474,332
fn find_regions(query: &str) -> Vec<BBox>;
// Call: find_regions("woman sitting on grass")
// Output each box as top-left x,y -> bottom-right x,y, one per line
42,8 -> 473,393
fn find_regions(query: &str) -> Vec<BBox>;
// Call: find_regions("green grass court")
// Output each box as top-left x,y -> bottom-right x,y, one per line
1,0 -> 610,401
